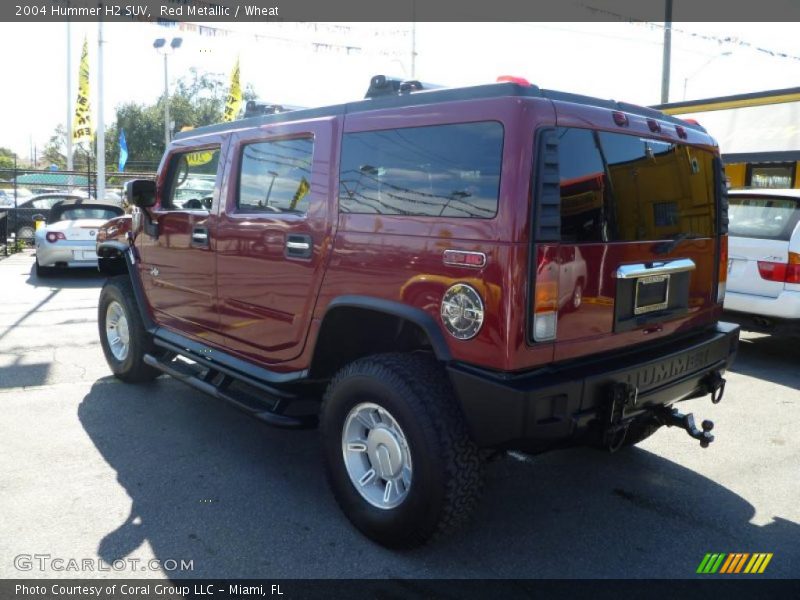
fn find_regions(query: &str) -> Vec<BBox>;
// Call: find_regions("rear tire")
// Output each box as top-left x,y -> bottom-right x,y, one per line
98,275 -> 161,383
35,258 -> 54,277
320,353 -> 484,548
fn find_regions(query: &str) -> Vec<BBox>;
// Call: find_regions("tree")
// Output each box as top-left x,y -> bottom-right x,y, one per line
103,68 -> 258,172
0,147 -> 15,170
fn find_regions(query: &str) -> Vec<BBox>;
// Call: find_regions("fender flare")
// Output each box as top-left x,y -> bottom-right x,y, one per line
320,295 -> 452,362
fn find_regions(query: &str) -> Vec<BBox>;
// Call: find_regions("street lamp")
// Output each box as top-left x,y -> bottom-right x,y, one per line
683,51 -> 732,100
153,37 -> 183,147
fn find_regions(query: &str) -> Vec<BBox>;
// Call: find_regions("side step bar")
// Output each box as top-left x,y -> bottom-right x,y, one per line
143,353 -> 318,429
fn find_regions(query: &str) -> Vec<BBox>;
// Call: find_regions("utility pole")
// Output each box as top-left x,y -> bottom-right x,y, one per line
97,19 -> 105,201
660,0 -> 673,104
66,20 -> 73,171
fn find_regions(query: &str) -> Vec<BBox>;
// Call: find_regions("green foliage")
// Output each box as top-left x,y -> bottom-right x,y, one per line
0,147 -> 15,170
104,68 -> 258,172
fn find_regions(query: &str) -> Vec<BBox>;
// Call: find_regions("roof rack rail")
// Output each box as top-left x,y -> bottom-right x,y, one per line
243,101 -> 304,118
364,74 -> 444,99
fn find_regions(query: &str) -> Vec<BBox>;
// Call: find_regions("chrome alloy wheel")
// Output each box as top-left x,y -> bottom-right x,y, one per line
342,402 -> 413,510
105,300 -> 130,361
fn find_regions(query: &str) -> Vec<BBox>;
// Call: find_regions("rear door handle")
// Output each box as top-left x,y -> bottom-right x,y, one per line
192,227 -> 209,247
285,234 -> 312,259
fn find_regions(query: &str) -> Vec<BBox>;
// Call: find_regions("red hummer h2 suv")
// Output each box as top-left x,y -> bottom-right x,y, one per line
96,76 -> 739,548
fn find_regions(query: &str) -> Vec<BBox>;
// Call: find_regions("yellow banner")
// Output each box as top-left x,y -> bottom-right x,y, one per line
290,177 -> 310,210
222,57 -> 242,123
73,37 -> 92,144
186,151 -> 214,167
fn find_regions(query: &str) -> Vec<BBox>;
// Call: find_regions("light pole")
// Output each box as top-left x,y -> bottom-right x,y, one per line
153,37 -> 182,148
683,51 -> 732,100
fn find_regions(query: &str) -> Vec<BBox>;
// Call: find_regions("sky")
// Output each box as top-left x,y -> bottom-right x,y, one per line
1,20 -> 800,162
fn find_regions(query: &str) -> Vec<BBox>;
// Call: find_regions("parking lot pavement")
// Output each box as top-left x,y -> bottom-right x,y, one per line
0,250 -> 798,580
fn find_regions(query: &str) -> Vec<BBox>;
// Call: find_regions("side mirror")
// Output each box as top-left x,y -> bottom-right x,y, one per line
125,180 -> 157,208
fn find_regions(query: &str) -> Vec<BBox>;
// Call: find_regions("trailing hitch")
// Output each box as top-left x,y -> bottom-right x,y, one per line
656,407 -> 715,448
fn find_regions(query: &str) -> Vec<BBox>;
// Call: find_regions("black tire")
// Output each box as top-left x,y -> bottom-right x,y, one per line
35,258 -> 54,277
320,353 -> 484,548
98,275 -> 161,383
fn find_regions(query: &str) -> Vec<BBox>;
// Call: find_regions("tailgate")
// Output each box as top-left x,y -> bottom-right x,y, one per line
541,121 -> 722,362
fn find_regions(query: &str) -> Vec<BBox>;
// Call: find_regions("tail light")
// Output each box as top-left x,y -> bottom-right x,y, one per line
533,247 -> 559,341
717,235 -> 728,303
46,232 -> 66,243
789,252 -> 800,284
758,251 -> 800,284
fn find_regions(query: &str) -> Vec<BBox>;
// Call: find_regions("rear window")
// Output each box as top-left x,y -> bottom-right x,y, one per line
728,195 -> 800,241
338,122 -> 503,218
556,127 -> 717,242
55,207 -> 121,222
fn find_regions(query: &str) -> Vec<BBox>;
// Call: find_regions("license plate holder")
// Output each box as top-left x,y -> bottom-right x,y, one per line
634,274 -> 670,315
74,250 -> 97,261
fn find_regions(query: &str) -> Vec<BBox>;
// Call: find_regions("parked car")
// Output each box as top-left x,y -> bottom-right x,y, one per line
4,193 -> 88,241
95,75 -> 739,548
34,201 -> 124,276
723,189 -> 800,335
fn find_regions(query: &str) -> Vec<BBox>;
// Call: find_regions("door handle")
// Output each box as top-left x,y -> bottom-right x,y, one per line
285,234 -> 312,259
192,227 -> 209,247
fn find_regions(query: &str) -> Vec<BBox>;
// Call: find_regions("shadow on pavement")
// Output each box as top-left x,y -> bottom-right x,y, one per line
25,261 -> 106,289
78,377 -> 800,579
730,333 -> 800,390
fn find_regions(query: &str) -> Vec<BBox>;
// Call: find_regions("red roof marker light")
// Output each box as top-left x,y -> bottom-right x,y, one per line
496,75 -> 532,86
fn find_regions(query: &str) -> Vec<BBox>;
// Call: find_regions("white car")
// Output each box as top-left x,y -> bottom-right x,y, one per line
34,201 -> 124,277
724,189 -> 800,335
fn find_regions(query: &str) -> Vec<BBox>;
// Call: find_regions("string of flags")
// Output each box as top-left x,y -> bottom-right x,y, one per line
154,20 -> 410,57
580,4 -> 800,63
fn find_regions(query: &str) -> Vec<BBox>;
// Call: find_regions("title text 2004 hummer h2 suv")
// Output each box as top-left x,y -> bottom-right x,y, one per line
96,76 -> 739,548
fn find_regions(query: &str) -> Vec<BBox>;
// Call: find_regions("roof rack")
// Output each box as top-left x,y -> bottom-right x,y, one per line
364,74 -> 444,99
243,101 -> 304,118
175,76 -> 709,140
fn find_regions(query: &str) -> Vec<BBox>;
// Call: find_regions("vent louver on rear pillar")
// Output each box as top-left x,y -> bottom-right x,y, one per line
534,128 -> 561,241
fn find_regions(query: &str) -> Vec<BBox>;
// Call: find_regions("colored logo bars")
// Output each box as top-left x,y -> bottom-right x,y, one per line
697,553 -> 773,574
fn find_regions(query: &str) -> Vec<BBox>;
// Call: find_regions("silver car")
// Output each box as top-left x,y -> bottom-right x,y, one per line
34,201 -> 124,276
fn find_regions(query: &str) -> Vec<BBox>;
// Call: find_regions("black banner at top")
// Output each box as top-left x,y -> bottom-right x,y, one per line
4,0 -> 800,22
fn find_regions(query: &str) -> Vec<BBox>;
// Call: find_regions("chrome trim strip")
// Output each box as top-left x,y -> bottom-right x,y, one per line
614,258 -> 696,280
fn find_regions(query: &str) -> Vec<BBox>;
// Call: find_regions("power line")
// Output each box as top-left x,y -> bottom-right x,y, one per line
579,4 -> 800,63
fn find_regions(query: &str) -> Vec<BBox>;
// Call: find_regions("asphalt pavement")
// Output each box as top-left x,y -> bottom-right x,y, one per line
0,250 -> 798,579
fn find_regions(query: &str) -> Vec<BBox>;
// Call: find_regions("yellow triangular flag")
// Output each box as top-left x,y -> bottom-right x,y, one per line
73,37 -> 92,143
223,57 -> 242,122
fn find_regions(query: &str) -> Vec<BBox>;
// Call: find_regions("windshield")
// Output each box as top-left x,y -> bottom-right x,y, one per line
728,195 -> 800,241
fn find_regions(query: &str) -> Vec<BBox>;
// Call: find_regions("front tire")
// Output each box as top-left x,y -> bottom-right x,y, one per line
98,275 -> 161,383
320,353 -> 484,548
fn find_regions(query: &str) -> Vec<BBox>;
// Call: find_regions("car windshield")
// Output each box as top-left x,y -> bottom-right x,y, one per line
728,195 -> 800,241
57,208 -> 121,221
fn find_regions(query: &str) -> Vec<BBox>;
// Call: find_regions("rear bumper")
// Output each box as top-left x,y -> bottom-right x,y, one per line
447,322 -> 740,449
36,241 -> 98,268
724,290 -> 800,321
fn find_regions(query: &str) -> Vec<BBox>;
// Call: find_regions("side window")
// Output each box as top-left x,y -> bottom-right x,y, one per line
32,198 -> 55,209
238,137 -> 314,214
338,122 -> 503,218
557,127 -> 607,242
164,147 -> 221,210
